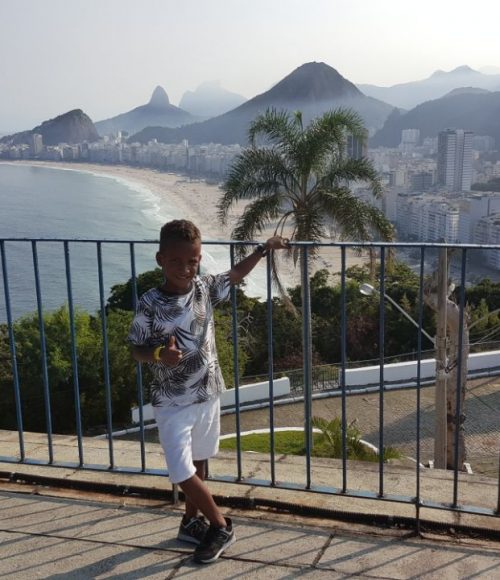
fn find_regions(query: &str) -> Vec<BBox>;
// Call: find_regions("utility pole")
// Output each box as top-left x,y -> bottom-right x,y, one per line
434,248 -> 448,469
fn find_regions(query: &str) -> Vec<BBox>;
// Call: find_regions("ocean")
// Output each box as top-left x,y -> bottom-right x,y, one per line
0,163 -> 238,323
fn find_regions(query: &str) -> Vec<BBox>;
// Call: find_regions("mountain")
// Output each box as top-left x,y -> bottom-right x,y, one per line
0,109 -> 99,145
371,90 -> 500,147
95,86 -> 196,136
129,62 -> 395,146
179,81 -> 247,118
443,87 -> 491,98
358,66 -> 500,110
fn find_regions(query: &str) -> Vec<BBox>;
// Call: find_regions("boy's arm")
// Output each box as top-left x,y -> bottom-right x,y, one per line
228,236 -> 289,285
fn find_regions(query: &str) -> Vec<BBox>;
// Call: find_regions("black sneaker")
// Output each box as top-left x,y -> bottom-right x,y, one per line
177,515 -> 209,545
193,517 -> 236,564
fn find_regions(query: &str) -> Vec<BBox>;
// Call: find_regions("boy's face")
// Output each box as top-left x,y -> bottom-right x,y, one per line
156,239 -> 202,294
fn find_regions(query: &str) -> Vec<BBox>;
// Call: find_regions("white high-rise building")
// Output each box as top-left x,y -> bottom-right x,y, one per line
399,129 -> 420,153
396,193 -> 461,242
437,129 -> 473,192
474,215 -> 500,269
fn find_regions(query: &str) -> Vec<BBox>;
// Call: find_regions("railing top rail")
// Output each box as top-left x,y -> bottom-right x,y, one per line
2,237 -> 500,250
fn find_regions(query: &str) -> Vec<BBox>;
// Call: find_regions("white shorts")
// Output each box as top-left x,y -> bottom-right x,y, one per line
153,397 -> 220,484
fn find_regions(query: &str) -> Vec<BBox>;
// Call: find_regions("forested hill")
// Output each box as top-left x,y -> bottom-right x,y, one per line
371,90 -> 500,147
0,109 -> 99,145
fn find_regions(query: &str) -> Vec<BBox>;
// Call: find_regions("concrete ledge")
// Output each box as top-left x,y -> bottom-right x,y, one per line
1,429 -> 498,532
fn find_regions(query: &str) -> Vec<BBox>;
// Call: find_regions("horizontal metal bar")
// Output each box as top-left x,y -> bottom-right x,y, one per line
2,237 -> 500,250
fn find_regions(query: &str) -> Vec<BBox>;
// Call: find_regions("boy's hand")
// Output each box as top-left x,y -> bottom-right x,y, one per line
265,235 -> 290,251
161,336 -> 183,366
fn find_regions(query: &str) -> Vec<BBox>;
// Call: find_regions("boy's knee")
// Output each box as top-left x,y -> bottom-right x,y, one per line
178,473 -> 198,488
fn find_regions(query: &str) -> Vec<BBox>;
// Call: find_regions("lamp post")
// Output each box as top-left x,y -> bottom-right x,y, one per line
359,283 -> 435,346
360,281 -> 447,468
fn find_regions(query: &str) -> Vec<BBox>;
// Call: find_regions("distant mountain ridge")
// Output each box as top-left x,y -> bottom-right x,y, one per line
129,62 -> 395,146
95,86 -> 196,136
358,65 -> 500,110
179,81 -> 246,118
371,90 -> 500,147
0,109 -> 99,146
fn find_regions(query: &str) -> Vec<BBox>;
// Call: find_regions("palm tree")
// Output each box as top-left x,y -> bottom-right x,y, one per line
218,107 -> 393,292
312,416 -> 402,462
218,107 -> 394,448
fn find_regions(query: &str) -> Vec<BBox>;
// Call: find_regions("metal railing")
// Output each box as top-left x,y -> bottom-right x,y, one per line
1,237 -> 499,527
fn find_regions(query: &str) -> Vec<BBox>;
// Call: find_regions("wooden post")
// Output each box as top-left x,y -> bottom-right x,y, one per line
434,249 -> 448,469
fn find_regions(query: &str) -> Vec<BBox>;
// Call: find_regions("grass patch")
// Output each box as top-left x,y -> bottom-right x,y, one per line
220,430 -> 402,462
220,430 -> 326,455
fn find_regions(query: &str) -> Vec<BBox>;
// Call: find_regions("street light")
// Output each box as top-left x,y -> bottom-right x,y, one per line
359,283 -> 435,346
360,279 -> 447,469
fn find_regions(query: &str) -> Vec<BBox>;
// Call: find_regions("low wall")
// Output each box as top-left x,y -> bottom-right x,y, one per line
131,377 -> 291,423
131,351 -> 500,422
345,349 -> 500,387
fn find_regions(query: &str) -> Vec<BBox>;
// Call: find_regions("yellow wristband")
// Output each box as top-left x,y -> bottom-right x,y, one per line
153,345 -> 165,361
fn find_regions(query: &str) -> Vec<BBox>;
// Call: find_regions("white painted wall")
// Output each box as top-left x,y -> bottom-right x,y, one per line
344,350 -> 500,387
131,377 -> 290,424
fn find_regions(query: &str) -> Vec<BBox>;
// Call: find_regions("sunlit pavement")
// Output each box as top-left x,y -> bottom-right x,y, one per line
0,488 -> 499,579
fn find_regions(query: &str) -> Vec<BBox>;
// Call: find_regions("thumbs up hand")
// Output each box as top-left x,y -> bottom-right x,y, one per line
161,336 -> 183,366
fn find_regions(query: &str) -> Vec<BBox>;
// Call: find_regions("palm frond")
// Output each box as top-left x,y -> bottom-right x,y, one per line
293,203 -> 326,249
298,108 -> 366,171
248,108 -> 301,150
231,194 -> 283,257
218,148 -> 292,225
316,156 -> 383,199
315,188 -> 394,242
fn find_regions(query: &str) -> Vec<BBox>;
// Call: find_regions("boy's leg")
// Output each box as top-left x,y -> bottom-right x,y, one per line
184,459 -> 205,520
179,471 -> 226,528
155,399 -> 227,529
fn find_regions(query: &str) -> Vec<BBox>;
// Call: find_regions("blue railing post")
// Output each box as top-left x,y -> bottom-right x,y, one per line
229,244 -> 242,481
301,245 -> 313,489
31,240 -> 54,463
97,242 -> 115,469
340,246 -> 348,493
452,249 -> 468,506
415,246 -> 425,530
378,247 -> 386,498
266,250 -> 276,486
1,240 -> 25,460
130,242 -> 146,472
64,241 -> 84,466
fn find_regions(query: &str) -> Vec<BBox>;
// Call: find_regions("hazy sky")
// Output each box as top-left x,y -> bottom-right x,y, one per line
1,0 -> 499,132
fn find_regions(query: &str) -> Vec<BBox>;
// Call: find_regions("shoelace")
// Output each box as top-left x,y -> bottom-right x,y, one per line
202,525 -> 229,548
188,517 -> 207,535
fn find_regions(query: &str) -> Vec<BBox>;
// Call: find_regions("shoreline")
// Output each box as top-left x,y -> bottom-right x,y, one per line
0,160 -> 369,289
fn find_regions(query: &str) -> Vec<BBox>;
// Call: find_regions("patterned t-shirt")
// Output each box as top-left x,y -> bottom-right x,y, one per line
128,272 -> 231,407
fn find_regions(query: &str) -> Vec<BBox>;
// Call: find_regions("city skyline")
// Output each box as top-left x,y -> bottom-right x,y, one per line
1,0 -> 499,132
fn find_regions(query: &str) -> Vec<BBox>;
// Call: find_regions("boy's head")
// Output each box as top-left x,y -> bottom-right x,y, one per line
159,219 -> 201,252
156,220 -> 202,294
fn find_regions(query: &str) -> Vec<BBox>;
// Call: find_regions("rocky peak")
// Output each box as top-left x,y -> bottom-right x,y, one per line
148,86 -> 170,107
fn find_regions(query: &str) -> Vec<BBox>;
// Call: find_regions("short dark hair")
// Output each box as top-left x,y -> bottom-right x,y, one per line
159,219 -> 201,251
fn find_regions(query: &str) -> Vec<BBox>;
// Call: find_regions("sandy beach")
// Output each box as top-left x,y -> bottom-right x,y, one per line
3,160 -> 369,290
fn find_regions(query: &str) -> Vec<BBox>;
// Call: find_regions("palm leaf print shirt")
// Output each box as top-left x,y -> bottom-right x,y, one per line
128,272 -> 231,407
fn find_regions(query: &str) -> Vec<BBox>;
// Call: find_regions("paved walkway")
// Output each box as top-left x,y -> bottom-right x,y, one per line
1,488 -> 499,579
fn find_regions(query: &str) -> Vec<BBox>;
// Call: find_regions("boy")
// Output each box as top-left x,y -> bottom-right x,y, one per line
128,219 -> 288,564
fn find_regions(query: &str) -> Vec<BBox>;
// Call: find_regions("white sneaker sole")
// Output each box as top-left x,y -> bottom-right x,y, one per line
177,532 -> 203,545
